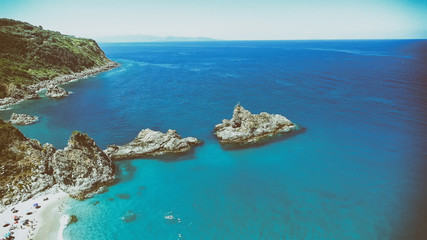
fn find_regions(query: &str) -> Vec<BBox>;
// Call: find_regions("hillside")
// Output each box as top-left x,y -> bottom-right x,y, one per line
0,119 -> 55,204
0,18 -> 116,98
0,119 -> 115,205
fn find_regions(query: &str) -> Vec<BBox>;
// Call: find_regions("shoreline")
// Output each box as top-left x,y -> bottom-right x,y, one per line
0,61 -> 119,110
0,61 -> 119,238
0,187 -> 70,240
33,191 -> 70,240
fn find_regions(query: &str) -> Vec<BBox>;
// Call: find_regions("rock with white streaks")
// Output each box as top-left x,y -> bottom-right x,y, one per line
45,86 -> 69,98
214,104 -> 297,144
0,119 -> 55,205
105,129 -> 201,160
52,131 -> 114,199
8,113 -> 39,125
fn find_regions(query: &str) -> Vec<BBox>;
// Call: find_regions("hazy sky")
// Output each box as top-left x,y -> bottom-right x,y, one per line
1,0 -> 426,40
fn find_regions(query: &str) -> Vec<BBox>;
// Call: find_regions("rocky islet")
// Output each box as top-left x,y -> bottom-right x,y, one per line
8,113 -> 39,125
45,86 -> 69,98
214,104 -> 298,144
105,128 -> 202,160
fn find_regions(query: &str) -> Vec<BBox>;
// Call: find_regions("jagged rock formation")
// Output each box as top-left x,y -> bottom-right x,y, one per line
0,121 -> 115,206
105,129 -> 201,160
45,86 -> 69,98
8,113 -> 39,125
52,131 -> 114,199
214,104 -> 297,144
0,119 -> 55,205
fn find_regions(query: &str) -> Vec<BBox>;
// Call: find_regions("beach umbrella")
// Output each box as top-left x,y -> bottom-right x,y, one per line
33,203 -> 38,207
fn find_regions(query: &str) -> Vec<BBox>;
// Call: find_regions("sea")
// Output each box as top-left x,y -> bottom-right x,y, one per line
1,40 -> 427,239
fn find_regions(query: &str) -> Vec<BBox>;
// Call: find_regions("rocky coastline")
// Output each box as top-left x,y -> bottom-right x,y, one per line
105,128 -> 202,160
0,124 -> 202,208
0,120 -> 114,207
1,103 -> 298,207
0,61 -> 118,109
0,102 -> 300,240
214,104 -> 298,144
52,131 -> 115,200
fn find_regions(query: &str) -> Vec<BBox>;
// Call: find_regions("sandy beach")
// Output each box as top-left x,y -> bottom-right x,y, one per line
0,187 -> 69,240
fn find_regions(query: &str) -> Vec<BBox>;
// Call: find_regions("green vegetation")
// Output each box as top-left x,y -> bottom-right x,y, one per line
0,18 -> 113,98
0,119 -> 25,152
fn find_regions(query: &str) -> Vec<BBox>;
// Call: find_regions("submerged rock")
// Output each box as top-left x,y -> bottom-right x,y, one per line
214,104 -> 297,144
8,113 -> 39,125
105,129 -> 201,160
117,193 -> 131,199
122,210 -> 137,223
45,86 -> 69,98
52,131 -> 114,199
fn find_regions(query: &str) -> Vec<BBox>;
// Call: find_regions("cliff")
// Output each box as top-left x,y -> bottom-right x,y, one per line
0,119 -> 55,205
0,120 -> 114,205
52,132 -> 114,199
0,18 -> 116,99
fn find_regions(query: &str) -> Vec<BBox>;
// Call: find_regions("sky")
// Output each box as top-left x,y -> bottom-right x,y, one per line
0,0 -> 426,40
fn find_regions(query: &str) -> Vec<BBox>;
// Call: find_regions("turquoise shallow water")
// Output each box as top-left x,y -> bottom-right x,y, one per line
1,40 -> 427,239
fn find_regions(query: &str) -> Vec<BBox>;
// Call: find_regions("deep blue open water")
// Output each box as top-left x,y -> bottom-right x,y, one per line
1,40 -> 427,239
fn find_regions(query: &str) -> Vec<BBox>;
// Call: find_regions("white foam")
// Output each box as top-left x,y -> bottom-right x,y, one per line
57,215 -> 70,240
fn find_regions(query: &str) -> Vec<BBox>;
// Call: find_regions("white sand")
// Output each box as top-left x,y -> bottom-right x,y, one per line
57,215 -> 70,240
0,187 -> 69,240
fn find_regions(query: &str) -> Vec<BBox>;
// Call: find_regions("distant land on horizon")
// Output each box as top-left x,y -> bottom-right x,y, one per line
96,35 -> 219,43
95,36 -> 427,43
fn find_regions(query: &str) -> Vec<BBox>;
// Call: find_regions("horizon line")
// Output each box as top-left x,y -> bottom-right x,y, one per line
96,38 -> 427,43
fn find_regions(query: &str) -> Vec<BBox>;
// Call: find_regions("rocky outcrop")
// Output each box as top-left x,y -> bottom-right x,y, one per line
0,121 -> 115,206
0,97 -> 22,110
8,86 -> 40,100
214,104 -> 297,144
0,119 -> 55,205
25,91 -> 41,100
8,113 -> 39,125
6,84 -> 27,99
45,86 -> 69,98
52,131 -> 114,199
105,129 -> 202,160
